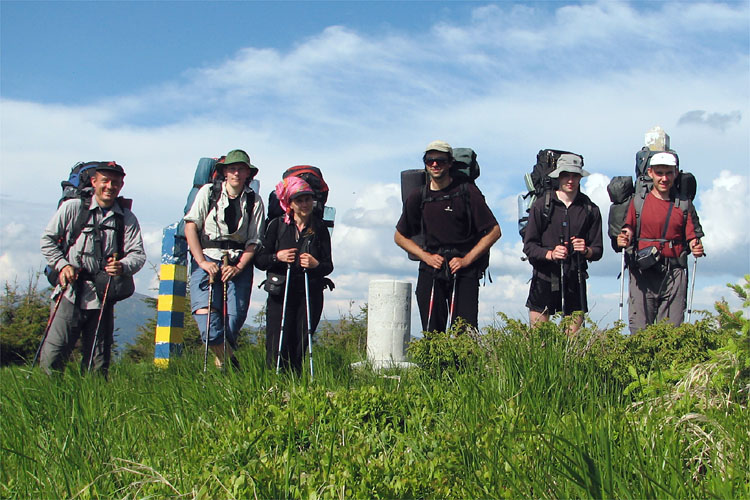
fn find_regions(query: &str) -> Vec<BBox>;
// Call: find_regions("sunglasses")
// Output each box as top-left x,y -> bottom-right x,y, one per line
423,157 -> 451,166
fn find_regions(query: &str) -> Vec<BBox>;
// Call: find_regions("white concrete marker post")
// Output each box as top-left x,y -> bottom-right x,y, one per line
352,280 -> 415,370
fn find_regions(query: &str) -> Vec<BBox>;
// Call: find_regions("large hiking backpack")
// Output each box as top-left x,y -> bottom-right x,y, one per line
176,156 -> 259,238
399,147 -> 483,262
266,165 -> 333,229
606,147 -> 699,252
517,149 -> 579,240
44,161 -> 133,296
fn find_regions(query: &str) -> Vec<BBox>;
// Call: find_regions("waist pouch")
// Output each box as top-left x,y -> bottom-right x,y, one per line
93,271 -> 135,303
262,272 -> 286,296
635,246 -> 661,271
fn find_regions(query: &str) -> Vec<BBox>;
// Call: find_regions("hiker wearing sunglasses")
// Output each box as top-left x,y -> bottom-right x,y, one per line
395,140 -> 501,333
522,153 -> 603,333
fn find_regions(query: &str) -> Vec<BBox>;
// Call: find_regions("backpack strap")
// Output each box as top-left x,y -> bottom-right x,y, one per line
113,210 -> 126,258
540,189 -> 554,232
66,198 -> 93,253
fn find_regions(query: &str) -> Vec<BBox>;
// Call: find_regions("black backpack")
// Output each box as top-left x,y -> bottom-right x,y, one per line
518,149 -> 585,240
606,147 -> 700,252
399,148 -> 482,262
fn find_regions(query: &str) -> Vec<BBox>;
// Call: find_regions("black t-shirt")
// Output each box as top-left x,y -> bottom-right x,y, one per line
224,195 -> 242,234
396,178 -> 498,251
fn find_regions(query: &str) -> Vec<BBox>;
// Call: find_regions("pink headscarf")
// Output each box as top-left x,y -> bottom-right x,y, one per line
275,176 -> 314,223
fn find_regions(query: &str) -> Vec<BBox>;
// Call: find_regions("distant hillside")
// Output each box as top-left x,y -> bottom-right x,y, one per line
112,292 -> 153,356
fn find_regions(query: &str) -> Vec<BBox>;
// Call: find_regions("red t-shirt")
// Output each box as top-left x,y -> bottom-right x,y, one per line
624,192 -> 700,258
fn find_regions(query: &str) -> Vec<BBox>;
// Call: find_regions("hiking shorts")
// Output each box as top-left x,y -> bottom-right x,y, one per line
526,273 -> 587,316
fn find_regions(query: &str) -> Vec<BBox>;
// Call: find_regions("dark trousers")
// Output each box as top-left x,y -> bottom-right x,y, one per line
39,297 -> 114,376
415,269 -> 479,332
265,279 -> 323,373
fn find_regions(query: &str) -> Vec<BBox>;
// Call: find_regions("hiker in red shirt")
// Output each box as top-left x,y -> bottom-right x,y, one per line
617,152 -> 704,334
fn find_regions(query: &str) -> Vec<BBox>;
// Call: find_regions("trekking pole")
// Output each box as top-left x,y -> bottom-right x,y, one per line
686,256 -> 699,323
448,273 -> 458,327
203,272 -> 215,373
275,263 -> 292,374
301,239 -> 314,380
89,254 -> 116,372
576,251 -> 586,325
426,272 -> 437,332
31,283 -> 67,369
304,269 -> 314,380
559,237 -> 566,315
618,252 -> 626,322
222,253 -> 229,369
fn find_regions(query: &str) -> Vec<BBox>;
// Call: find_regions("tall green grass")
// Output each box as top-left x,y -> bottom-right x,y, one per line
2,319 -> 748,499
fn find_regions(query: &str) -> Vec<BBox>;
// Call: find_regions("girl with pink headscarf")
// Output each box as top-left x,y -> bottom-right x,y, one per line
255,176 -> 333,373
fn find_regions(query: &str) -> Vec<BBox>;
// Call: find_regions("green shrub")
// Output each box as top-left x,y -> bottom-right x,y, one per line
407,318 -> 484,375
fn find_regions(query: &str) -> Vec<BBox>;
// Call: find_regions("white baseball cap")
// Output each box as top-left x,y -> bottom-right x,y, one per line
650,152 -> 677,167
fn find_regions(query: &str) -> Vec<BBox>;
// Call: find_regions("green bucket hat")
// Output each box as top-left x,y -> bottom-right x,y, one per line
221,149 -> 258,177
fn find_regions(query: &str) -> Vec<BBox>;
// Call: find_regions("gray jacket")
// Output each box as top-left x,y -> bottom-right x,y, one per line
40,197 -> 146,309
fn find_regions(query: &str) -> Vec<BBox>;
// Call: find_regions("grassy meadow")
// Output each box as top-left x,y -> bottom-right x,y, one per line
2,289 -> 749,499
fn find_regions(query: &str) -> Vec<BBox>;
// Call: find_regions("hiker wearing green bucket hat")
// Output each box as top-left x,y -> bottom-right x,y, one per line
184,149 -> 265,370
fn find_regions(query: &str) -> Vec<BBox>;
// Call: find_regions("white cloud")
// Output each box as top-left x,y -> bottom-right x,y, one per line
698,170 -> 750,259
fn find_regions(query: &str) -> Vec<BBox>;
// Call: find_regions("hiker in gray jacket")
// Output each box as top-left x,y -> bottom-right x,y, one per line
40,162 -> 145,376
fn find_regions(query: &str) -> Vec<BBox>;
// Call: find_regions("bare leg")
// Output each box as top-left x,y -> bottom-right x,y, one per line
529,309 -> 549,328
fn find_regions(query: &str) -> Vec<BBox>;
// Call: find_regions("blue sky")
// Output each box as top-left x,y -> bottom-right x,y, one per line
2,0 -> 749,332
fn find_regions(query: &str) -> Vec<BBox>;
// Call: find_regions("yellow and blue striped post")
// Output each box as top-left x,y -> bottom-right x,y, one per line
155,222 -> 188,367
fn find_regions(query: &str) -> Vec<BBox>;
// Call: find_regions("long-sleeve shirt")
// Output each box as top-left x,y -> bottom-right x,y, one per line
41,197 -> 146,309
255,216 -> 333,291
523,190 -> 603,281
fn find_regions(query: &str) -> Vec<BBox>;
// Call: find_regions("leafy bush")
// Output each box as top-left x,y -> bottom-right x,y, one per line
407,318 -> 484,375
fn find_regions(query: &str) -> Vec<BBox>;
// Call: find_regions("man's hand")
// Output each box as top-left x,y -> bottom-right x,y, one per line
423,253 -> 445,270
59,265 -> 77,287
221,265 -> 242,282
198,260 -> 220,279
689,239 -> 705,257
548,245 -> 569,261
617,228 -> 633,248
104,256 -> 123,277
449,256 -> 470,274
570,236 -> 586,253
